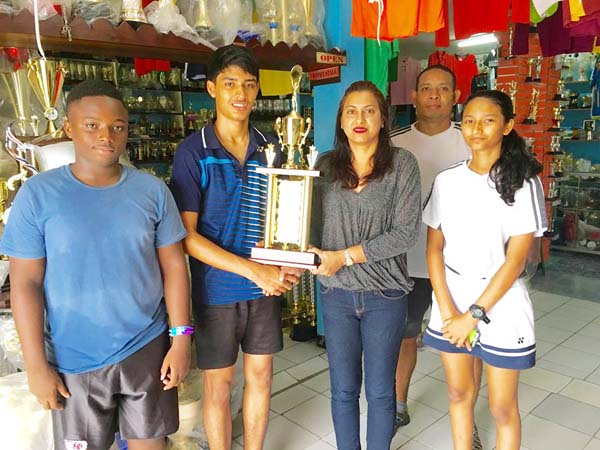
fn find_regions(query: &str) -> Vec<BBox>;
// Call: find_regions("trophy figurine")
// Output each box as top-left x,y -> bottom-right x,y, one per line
505,25 -> 516,60
525,58 -> 535,82
550,158 -> 564,178
250,65 -> 320,269
547,135 -> 564,155
584,120 -> 595,140
508,80 -> 517,115
553,79 -> 565,101
548,106 -> 563,132
533,56 -> 543,82
523,88 -> 539,124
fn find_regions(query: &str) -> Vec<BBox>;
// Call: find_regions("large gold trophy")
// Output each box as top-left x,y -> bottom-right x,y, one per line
26,58 -> 67,135
250,65 -> 320,269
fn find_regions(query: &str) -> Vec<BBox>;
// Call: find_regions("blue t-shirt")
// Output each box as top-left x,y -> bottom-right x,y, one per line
0,165 -> 187,374
170,123 -> 279,306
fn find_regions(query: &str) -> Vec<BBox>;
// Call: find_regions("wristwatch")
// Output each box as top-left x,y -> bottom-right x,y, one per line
343,249 -> 354,266
469,304 -> 490,324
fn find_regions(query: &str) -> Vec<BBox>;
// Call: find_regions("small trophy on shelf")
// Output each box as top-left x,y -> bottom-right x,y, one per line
250,65 -> 320,269
533,56 -> 543,82
583,119 -> 595,140
547,135 -> 564,155
546,181 -> 559,201
524,136 -> 535,154
550,158 -> 564,178
553,79 -> 566,101
508,80 -> 517,115
525,58 -> 535,82
505,25 -> 516,60
548,106 -> 564,132
522,88 -> 539,124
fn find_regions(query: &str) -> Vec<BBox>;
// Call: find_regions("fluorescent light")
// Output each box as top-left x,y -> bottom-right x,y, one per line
457,33 -> 498,48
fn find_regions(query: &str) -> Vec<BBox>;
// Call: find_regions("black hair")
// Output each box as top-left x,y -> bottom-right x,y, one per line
415,65 -> 457,91
326,80 -> 394,189
464,90 -> 542,205
207,44 -> 259,82
66,79 -> 125,112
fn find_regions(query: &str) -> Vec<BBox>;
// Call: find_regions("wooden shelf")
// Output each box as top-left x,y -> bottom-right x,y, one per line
0,10 -> 345,78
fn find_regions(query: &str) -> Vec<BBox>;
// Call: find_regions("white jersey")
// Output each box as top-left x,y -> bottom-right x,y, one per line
421,161 -> 547,369
423,161 -> 547,279
391,122 -> 471,278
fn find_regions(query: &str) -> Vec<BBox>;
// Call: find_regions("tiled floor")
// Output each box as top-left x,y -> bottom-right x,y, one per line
232,285 -> 600,450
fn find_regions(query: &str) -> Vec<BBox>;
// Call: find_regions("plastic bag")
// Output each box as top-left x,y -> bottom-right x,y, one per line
237,0 -> 261,42
206,0 -> 241,46
0,314 -> 24,370
145,0 -> 214,47
304,0 -> 326,48
72,0 -> 121,25
0,371 -> 53,450
0,0 -> 15,15
13,0 -> 58,20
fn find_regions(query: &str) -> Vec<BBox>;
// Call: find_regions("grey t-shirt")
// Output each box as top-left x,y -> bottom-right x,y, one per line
311,147 -> 421,292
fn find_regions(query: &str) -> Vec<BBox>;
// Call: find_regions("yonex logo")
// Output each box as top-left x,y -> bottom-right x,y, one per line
517,337 -> 524,344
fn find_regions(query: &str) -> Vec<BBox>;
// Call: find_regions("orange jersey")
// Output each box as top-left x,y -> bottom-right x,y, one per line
352,0 -> 445,40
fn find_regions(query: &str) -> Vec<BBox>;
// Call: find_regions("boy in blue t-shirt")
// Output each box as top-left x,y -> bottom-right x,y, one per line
0,80 -> 190,450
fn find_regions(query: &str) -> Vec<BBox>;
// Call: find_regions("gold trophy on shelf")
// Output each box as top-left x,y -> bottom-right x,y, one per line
508,80 -> 517,115
533,56 -> 543,82
523,88 -> 539,124
120,0 -> 147,23
250,65 -> 320,269
26,58 -> 67,135
525,58 -> 536,82
505,25 -> 516,60
191,0 -> 212,39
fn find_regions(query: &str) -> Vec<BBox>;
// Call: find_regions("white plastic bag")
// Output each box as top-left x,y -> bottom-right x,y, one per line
145,0 -> 215,47
13,0 -> 58,20
72,0 -> 121,26
0,371 -> 53,450
0,313 -> 24,370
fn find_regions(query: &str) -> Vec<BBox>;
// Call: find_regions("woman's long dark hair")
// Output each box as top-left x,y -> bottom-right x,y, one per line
464,90 -> 542,205
327,80 -> 395,189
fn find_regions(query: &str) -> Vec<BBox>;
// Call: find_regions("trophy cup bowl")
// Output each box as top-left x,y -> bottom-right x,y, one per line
250,65 -> 320,269
1,69 -> 32,136
26,58 -> 67,135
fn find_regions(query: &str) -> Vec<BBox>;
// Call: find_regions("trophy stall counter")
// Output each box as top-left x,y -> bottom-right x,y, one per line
250,65 -> 320,270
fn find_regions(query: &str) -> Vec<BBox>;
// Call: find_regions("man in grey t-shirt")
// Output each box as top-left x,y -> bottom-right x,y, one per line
391,65 -> 482,450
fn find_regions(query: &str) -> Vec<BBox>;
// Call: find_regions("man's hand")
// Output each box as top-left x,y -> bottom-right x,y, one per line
161,336 -> 191,390
249,262 -> 294,296
280,266 -> 304,284
27,364 -> 70,410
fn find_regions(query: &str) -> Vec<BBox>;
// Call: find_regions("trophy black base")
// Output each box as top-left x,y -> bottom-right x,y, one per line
533,78 -> 542,82
505,55 -> 516,60
525,77 -> 533,82
289,323 -> 317,342
553,95 -> 564,101
250,247 -> 320,270
522,119 -> 537,124
548,127 -> 562,132
546,151 -> 564,156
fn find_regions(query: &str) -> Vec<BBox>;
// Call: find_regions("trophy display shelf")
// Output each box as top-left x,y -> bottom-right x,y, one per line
0,9 -> 345,75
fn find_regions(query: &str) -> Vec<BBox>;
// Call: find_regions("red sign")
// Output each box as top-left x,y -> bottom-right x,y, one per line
316,52 -> 347,65
308,66 -> 340,81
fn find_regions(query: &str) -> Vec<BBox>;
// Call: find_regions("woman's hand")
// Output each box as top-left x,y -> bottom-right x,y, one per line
309,247 -> 346,277
442,312 -> 479,351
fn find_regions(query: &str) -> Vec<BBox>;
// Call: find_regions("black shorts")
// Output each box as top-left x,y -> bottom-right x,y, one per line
403,277 -> 433,338
52,333 -> 178,450
195,296 -> 283,370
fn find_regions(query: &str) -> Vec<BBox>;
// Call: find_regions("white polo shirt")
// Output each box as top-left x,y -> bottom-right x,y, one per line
391,122 -> 471,278
423,161 -> 547,280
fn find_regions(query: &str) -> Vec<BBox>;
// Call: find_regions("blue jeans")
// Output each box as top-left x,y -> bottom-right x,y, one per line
321,286 -> 408,450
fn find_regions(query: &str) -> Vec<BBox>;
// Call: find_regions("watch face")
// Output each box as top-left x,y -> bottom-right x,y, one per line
470,305 -> 483,318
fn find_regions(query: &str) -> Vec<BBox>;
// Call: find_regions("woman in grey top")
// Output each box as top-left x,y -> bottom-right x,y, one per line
310,80 -> 421,450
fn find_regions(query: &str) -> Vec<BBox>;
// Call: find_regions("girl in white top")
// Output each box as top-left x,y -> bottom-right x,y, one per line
422,90 -> 546,450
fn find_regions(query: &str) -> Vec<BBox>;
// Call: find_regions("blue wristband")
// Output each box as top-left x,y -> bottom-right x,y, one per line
169,326 -> 194,337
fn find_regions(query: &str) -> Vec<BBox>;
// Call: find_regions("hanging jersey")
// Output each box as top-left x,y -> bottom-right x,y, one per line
389,57 -> 422,105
